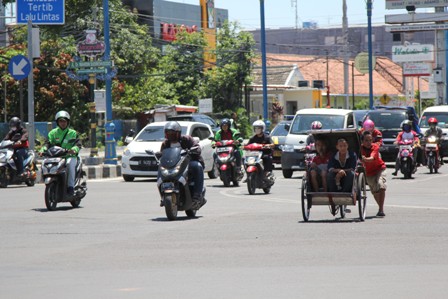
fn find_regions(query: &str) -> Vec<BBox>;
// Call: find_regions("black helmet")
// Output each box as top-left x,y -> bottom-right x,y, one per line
9,117 -> 21,130
220,118 -> 231,129
164,121 -> 181,142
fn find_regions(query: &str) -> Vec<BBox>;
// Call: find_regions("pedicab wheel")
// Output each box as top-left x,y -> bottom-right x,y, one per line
247,173 -> 256,195
301,178 -> 310,222
164,193 -> 178,221
357,172 -> 367,221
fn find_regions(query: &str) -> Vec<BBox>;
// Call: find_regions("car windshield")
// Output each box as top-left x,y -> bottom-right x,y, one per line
289,115 -> 345,134
135,126 -> 187,142
420,112 -> 448,128
366,112 -> 405,130
271,123 -> 290,136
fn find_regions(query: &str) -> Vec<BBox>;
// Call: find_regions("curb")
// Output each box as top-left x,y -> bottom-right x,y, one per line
36,164 -> 122,183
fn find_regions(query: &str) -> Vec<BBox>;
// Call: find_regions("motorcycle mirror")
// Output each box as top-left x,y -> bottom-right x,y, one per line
127,129 -> 135,137
284,123 -> 290,131
124,136 -> 134,145
35,139 -> 41,146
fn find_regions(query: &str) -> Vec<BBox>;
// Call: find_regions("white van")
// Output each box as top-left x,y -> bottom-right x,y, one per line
281,108 -> 355,178
419,105 -> 448,156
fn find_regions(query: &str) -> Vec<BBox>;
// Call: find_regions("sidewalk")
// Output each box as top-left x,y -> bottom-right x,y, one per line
36,146 -> 125,183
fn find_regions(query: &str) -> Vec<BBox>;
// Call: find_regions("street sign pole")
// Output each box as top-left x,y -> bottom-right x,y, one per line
27,20 -> 35,150
103,0 -> 117,165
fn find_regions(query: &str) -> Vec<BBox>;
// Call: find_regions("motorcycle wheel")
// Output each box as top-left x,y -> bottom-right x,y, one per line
45,182 -> 58,211
25,179 -> 35,187
429,156 -> 435,174
164,193 -> 178,221
185,209 -> 197,218
263,187 -> 270,194
221,170 -> 231,187
208,163 -> 218,179
247,173 -> 256,195
0,167 -> 8,188
71,196 -> 81,208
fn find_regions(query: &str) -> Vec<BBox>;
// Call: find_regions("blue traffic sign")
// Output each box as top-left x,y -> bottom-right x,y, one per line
8,55 -> 31,80
16,0 -> 65,25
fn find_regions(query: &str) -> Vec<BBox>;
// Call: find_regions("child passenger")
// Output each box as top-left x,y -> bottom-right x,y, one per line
309,138 -> 331,192
327,138 -> 358,192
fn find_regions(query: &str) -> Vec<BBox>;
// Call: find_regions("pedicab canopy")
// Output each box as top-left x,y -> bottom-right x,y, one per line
309,128 -> 361,158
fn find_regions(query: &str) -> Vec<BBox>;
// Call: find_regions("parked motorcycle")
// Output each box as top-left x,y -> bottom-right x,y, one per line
243,143 -> 275,195
397,140 -> 417,179
41,140 -> 87,211
213,139 -> 243,187
0,137 -> 37,188
424,135 -> 441,174
147,146 -> 206,221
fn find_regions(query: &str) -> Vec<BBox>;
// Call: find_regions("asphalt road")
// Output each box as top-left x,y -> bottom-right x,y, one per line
1,165 -> 448,299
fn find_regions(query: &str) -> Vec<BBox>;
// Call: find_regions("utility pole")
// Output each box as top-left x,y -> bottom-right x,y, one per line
342,0 -> 349,108
326,50 -> 330,107
259,0 -> 268,121
366,0 -> 374,109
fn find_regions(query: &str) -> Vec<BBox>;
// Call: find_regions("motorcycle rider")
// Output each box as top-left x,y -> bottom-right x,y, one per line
160,121 -> 205,205
247,120 -> 275,178
392,120 -> 420,176
423,117 -> 444,165
359,119 -> 383,146
213,118 -> 243,174
41,111 -> 79,195
3,117 -> 29,177
306,121 -> 323,146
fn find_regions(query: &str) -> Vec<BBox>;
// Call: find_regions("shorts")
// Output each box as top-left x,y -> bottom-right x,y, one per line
366,169 -> 387,194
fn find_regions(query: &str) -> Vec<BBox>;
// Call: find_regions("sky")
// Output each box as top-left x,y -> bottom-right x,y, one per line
170,0 -> 433,30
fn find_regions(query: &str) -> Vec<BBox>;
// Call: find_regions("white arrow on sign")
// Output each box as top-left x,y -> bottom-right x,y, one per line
12,58 -> 28,75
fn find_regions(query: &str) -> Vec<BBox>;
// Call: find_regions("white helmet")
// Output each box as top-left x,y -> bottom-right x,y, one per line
252,120 -> 266,132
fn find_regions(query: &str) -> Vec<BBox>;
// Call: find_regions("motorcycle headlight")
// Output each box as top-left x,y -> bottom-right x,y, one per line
246,157 -> 256,165
282,144 -> 294,152
428,136 -> 437,143
160,166 -> 180,177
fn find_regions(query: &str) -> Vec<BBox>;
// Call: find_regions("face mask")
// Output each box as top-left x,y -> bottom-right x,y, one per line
403,125 -> 411,132
10,126 -> 17,131
255,128 -> 263,135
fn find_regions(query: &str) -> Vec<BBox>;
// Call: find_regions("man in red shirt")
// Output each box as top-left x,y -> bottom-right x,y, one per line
361,131 -> 387,217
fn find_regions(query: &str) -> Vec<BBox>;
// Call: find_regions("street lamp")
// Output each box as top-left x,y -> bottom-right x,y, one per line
366,0 -> 374,109
259,0 -> 268,122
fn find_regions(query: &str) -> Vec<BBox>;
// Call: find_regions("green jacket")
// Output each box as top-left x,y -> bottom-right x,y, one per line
214,128 -> 243,145
41,127 -> 79,156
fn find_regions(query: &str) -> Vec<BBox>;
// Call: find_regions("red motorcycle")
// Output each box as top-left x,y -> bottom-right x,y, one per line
397,140 -> 417,179
214,140 -> 243,187
243,143 -> 275,195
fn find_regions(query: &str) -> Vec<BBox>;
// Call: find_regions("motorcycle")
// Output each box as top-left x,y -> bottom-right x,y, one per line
213,139 -> 243,187
0,135 -> 37,188
41,140 -> 87,211
424,135 -> 441,174
396,140 -> 417,179
147,146 -> 206,221
243,143 -> 275,195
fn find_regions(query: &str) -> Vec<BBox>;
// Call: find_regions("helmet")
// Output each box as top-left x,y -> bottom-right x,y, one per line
362,119 -> 375,131
55,110 -> 70,122
428,117 -> 438,128
220,118 -> 231,129
401,120 -> 413,131
310,121 -> 323,130
9,117 -> 21,130
252,120 -> 266,133
164,121 -> 182,142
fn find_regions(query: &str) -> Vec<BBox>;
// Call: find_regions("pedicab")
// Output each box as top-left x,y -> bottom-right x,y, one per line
300,129 -> 368,222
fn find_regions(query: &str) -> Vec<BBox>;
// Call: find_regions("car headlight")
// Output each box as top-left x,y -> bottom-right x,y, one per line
282,144 -> 294,152
123,148 -> 131,156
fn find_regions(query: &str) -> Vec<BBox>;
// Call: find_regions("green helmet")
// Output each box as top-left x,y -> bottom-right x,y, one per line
55,110 -> 70,122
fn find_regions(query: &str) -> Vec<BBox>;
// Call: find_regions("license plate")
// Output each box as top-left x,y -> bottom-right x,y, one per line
162,182 -> 174,190
273,150 -> 282,157
217,147 -> 229,153
139,159 -> 156,166
426,143 -> 437,149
